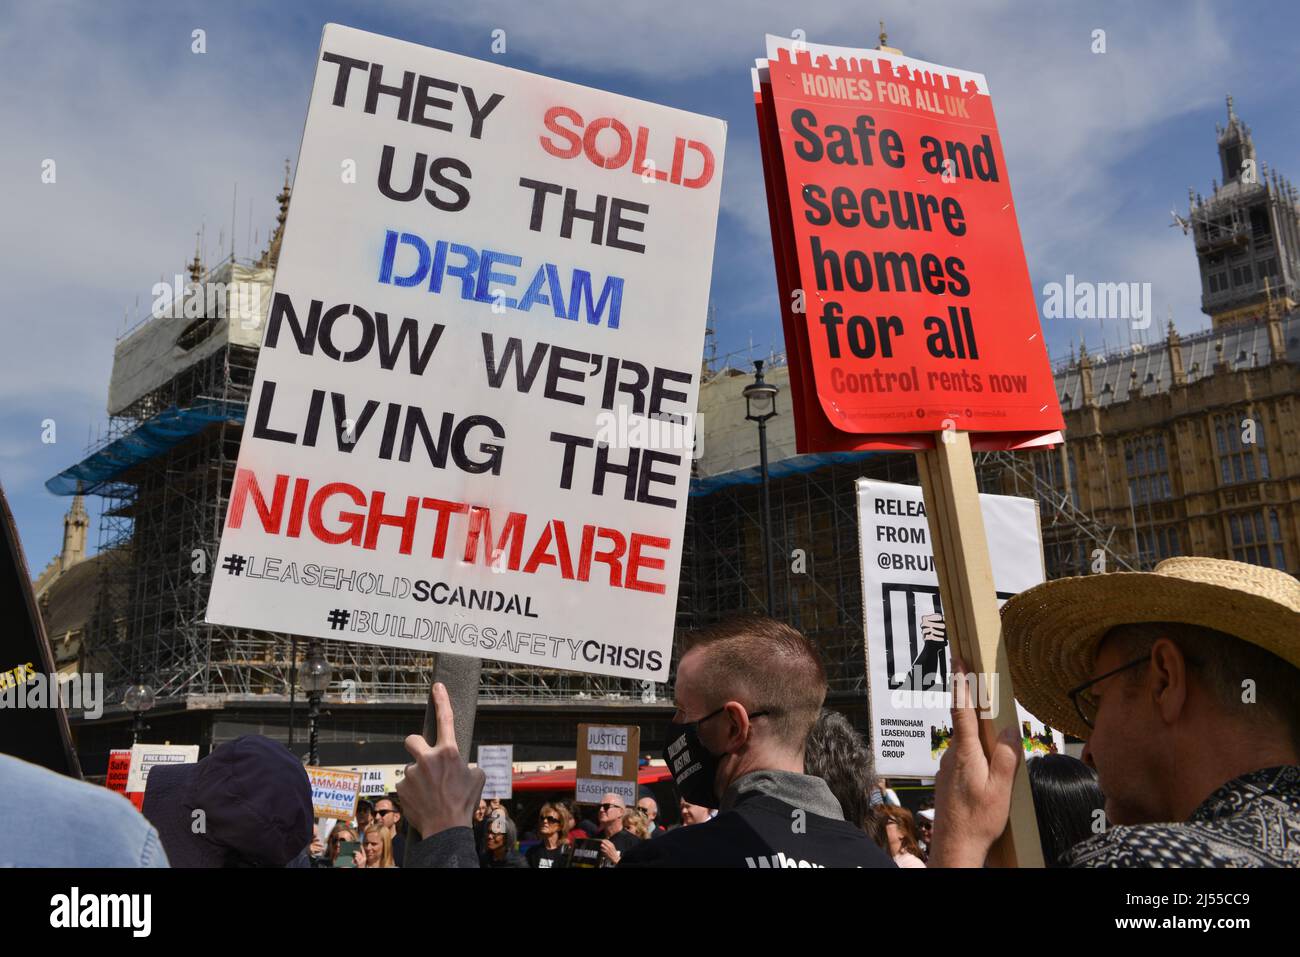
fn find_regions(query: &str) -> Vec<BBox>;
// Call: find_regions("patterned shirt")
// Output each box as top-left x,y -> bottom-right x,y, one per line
1068,765 -> 1300,867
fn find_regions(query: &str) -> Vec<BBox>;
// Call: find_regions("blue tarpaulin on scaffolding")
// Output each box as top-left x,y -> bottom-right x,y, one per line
47,403 -> 871,498
688,450 -> 876,497
45,403 -> 247,496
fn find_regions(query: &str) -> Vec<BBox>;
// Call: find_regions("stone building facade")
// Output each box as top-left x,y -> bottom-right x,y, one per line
1021,98 -> 1299,574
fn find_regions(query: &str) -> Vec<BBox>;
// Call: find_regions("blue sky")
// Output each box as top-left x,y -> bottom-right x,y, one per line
4,0 -> 1299,569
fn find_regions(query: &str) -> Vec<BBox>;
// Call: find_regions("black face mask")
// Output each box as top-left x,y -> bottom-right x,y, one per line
662,706 -> 769,811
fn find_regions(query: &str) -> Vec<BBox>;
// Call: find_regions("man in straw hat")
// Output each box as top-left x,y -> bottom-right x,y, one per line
928,557 -> 1300,867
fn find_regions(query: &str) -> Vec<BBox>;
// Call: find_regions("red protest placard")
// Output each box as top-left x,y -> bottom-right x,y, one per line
754,62 -> 933,453
105,750 -> 132,794
755,38 -> 1062,449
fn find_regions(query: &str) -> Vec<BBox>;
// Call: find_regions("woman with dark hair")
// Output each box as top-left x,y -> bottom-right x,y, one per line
480,814 -> 528,868
862,809 -> 889,854
803,708 -> 875,831
876,806 -> 926,867
1026,754 -> 1106,867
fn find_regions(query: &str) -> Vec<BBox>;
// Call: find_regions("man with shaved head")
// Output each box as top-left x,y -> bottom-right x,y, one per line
619,616 -> 893,868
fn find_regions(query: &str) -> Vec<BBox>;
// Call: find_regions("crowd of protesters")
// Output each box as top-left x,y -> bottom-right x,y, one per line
2,557 -> 1296,868
297,787 -> 712,868
390,557 -> 1300,869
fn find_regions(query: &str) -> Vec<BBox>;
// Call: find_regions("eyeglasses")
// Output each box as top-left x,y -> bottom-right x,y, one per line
1067,655 -> 1149,729
540,816 -> 562,825
598,804 -> 624,812
374,808 -> 398,817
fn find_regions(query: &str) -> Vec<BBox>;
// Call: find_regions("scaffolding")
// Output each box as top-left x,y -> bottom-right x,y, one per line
681,453 -> 920,694
78,360 -> 1139,710
677,358 -> 1142,696
975,449 -> 1141,576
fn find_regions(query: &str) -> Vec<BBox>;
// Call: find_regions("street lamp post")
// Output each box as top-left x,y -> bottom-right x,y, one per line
288,635 -> 298,750
122,679 -> 155,745
302,640 -> 331,766
743,360 -> 780,616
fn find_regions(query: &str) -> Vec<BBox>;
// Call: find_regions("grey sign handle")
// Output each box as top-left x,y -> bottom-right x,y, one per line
403,654 -> 481,865
425,653 -> 481,753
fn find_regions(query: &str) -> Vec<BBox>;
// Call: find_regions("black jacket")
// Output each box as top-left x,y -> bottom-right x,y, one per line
619,770 -> 896,869
408,827 -> 478,867
480,847 -> 529,868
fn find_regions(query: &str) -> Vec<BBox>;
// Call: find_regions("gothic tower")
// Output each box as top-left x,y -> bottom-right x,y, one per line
60,494 -> 88,571
1189,96 -> 1300,327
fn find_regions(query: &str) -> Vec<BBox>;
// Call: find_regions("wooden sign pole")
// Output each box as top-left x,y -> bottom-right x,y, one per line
402,653 -> 481,864
917,432 -> 1043,867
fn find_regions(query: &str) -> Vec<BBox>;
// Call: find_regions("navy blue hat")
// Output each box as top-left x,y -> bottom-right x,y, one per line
143,735 -> 312,867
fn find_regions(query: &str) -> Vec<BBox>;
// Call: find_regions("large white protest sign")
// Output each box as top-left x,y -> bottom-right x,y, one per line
857,479 -> 1065,777
205,25 -> 726,681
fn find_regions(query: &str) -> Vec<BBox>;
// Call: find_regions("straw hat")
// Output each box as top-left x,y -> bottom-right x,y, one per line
1002,557 -> 1300,740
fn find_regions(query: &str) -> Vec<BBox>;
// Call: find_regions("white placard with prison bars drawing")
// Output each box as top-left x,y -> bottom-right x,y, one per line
857,479 -> 1065,777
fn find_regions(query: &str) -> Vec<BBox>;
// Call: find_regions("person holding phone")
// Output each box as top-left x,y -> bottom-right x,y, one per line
328,826 -> 363,868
